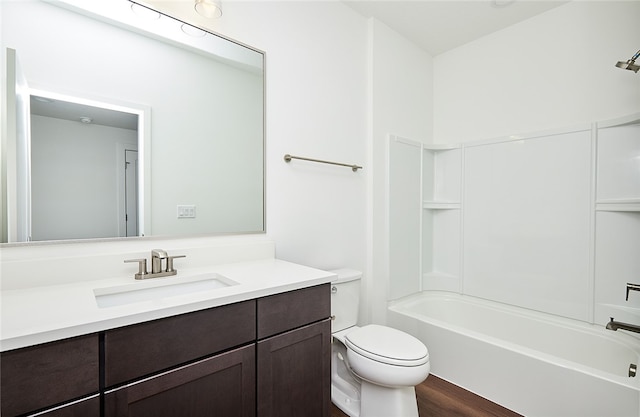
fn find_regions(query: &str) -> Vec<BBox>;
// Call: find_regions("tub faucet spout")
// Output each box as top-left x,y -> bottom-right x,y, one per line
606,317 -> 640,334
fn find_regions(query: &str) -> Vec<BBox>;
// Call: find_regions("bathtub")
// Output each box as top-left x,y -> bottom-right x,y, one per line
387,291 -> 640,417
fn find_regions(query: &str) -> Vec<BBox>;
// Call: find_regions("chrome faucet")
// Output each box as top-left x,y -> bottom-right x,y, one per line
151,249 -> 168,274
606,317 -> 640,334
125,249 -> 186,280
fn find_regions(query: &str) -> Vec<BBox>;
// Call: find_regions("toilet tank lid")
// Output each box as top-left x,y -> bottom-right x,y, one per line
330,268 -> 362,283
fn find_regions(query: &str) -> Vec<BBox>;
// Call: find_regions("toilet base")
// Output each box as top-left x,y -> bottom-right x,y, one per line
331,338 -> 423,417
331,341 -> 361,417
332,383 -> 361,417
360,382 -> 419,417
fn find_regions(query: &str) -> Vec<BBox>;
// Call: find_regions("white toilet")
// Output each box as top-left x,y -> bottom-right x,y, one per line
330,269 -> 430,417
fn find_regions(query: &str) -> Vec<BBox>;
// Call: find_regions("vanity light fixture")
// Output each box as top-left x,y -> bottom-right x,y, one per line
195,0 -> 222,18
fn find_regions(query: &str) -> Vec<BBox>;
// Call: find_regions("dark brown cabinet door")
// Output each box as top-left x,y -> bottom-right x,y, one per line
257,319 -> 331,417
0,334 -> 99,417
104,344 -> 255,417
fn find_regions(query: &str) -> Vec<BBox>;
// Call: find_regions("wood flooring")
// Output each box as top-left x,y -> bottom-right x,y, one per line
330,375 -> 523,417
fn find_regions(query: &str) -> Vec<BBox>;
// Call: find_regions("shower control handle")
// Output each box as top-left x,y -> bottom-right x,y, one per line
626,283 -> 640,301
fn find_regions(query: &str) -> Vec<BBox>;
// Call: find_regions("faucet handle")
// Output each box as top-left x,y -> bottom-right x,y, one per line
166,255 -> 186,273
626,283 -> 640,301
124,258 -> 148,280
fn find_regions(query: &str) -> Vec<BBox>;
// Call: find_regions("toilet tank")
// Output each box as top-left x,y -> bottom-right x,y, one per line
330,269 -> 362,333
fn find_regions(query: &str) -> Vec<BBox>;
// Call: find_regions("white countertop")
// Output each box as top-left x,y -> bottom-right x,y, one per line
0,259 -> 335,351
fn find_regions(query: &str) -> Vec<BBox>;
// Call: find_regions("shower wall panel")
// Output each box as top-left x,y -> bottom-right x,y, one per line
462,130 -> 593,321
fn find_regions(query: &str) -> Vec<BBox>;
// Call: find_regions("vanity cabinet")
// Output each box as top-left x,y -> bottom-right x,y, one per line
257,284 -> 331,417
0,334 -> 99,417
1,283 -> 331,417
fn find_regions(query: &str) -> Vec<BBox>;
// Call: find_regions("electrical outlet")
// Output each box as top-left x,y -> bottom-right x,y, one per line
177,205 -> 196,219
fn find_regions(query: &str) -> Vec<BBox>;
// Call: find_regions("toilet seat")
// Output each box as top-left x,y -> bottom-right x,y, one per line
345,324 -> 429,367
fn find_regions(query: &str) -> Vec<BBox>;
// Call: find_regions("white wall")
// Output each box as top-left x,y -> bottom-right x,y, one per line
434,1 -> 640,144
203,1 -> 371,272
369,20 -> 433,323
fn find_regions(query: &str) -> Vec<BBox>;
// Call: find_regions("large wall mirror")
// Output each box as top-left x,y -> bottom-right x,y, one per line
1,0 -> 265,243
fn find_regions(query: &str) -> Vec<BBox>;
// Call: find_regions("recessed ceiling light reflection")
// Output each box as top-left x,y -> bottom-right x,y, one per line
195,0 -> 222,19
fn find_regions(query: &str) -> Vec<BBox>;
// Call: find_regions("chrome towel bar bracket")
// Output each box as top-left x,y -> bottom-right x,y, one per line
284,154 -> 362,172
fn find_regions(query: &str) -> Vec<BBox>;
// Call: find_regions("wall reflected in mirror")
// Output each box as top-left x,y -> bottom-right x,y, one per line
30,95 -> 140,241
1,0 -> 265,243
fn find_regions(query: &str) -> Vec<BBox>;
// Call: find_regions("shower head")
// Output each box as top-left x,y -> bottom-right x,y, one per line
616,49 -> 640,73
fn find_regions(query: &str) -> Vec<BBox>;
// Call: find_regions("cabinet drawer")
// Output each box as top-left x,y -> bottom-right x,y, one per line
105,300 -> 255,387
0,334 -> 99,417
257,284 -> 330,339
105,344 -> 255,417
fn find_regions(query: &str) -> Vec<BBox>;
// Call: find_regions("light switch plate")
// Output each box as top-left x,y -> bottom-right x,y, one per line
177,205 -> 196,218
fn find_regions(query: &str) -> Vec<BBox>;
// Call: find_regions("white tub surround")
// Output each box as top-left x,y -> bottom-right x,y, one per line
0,236 -> 335,351
388,292 -> 640,417
388,113 -> 640,326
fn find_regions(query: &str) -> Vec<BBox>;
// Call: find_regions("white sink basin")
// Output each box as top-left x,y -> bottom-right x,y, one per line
94,273 -> 238,308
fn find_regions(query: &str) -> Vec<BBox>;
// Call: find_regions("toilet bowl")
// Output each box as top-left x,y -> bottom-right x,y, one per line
330,269 -> 430,417
345,325 -> 430,387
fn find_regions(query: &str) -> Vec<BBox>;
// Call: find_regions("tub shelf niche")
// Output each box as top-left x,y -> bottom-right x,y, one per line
423,201 -> 460,210
595,199 -> 640,212
422,145 -> 463,292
